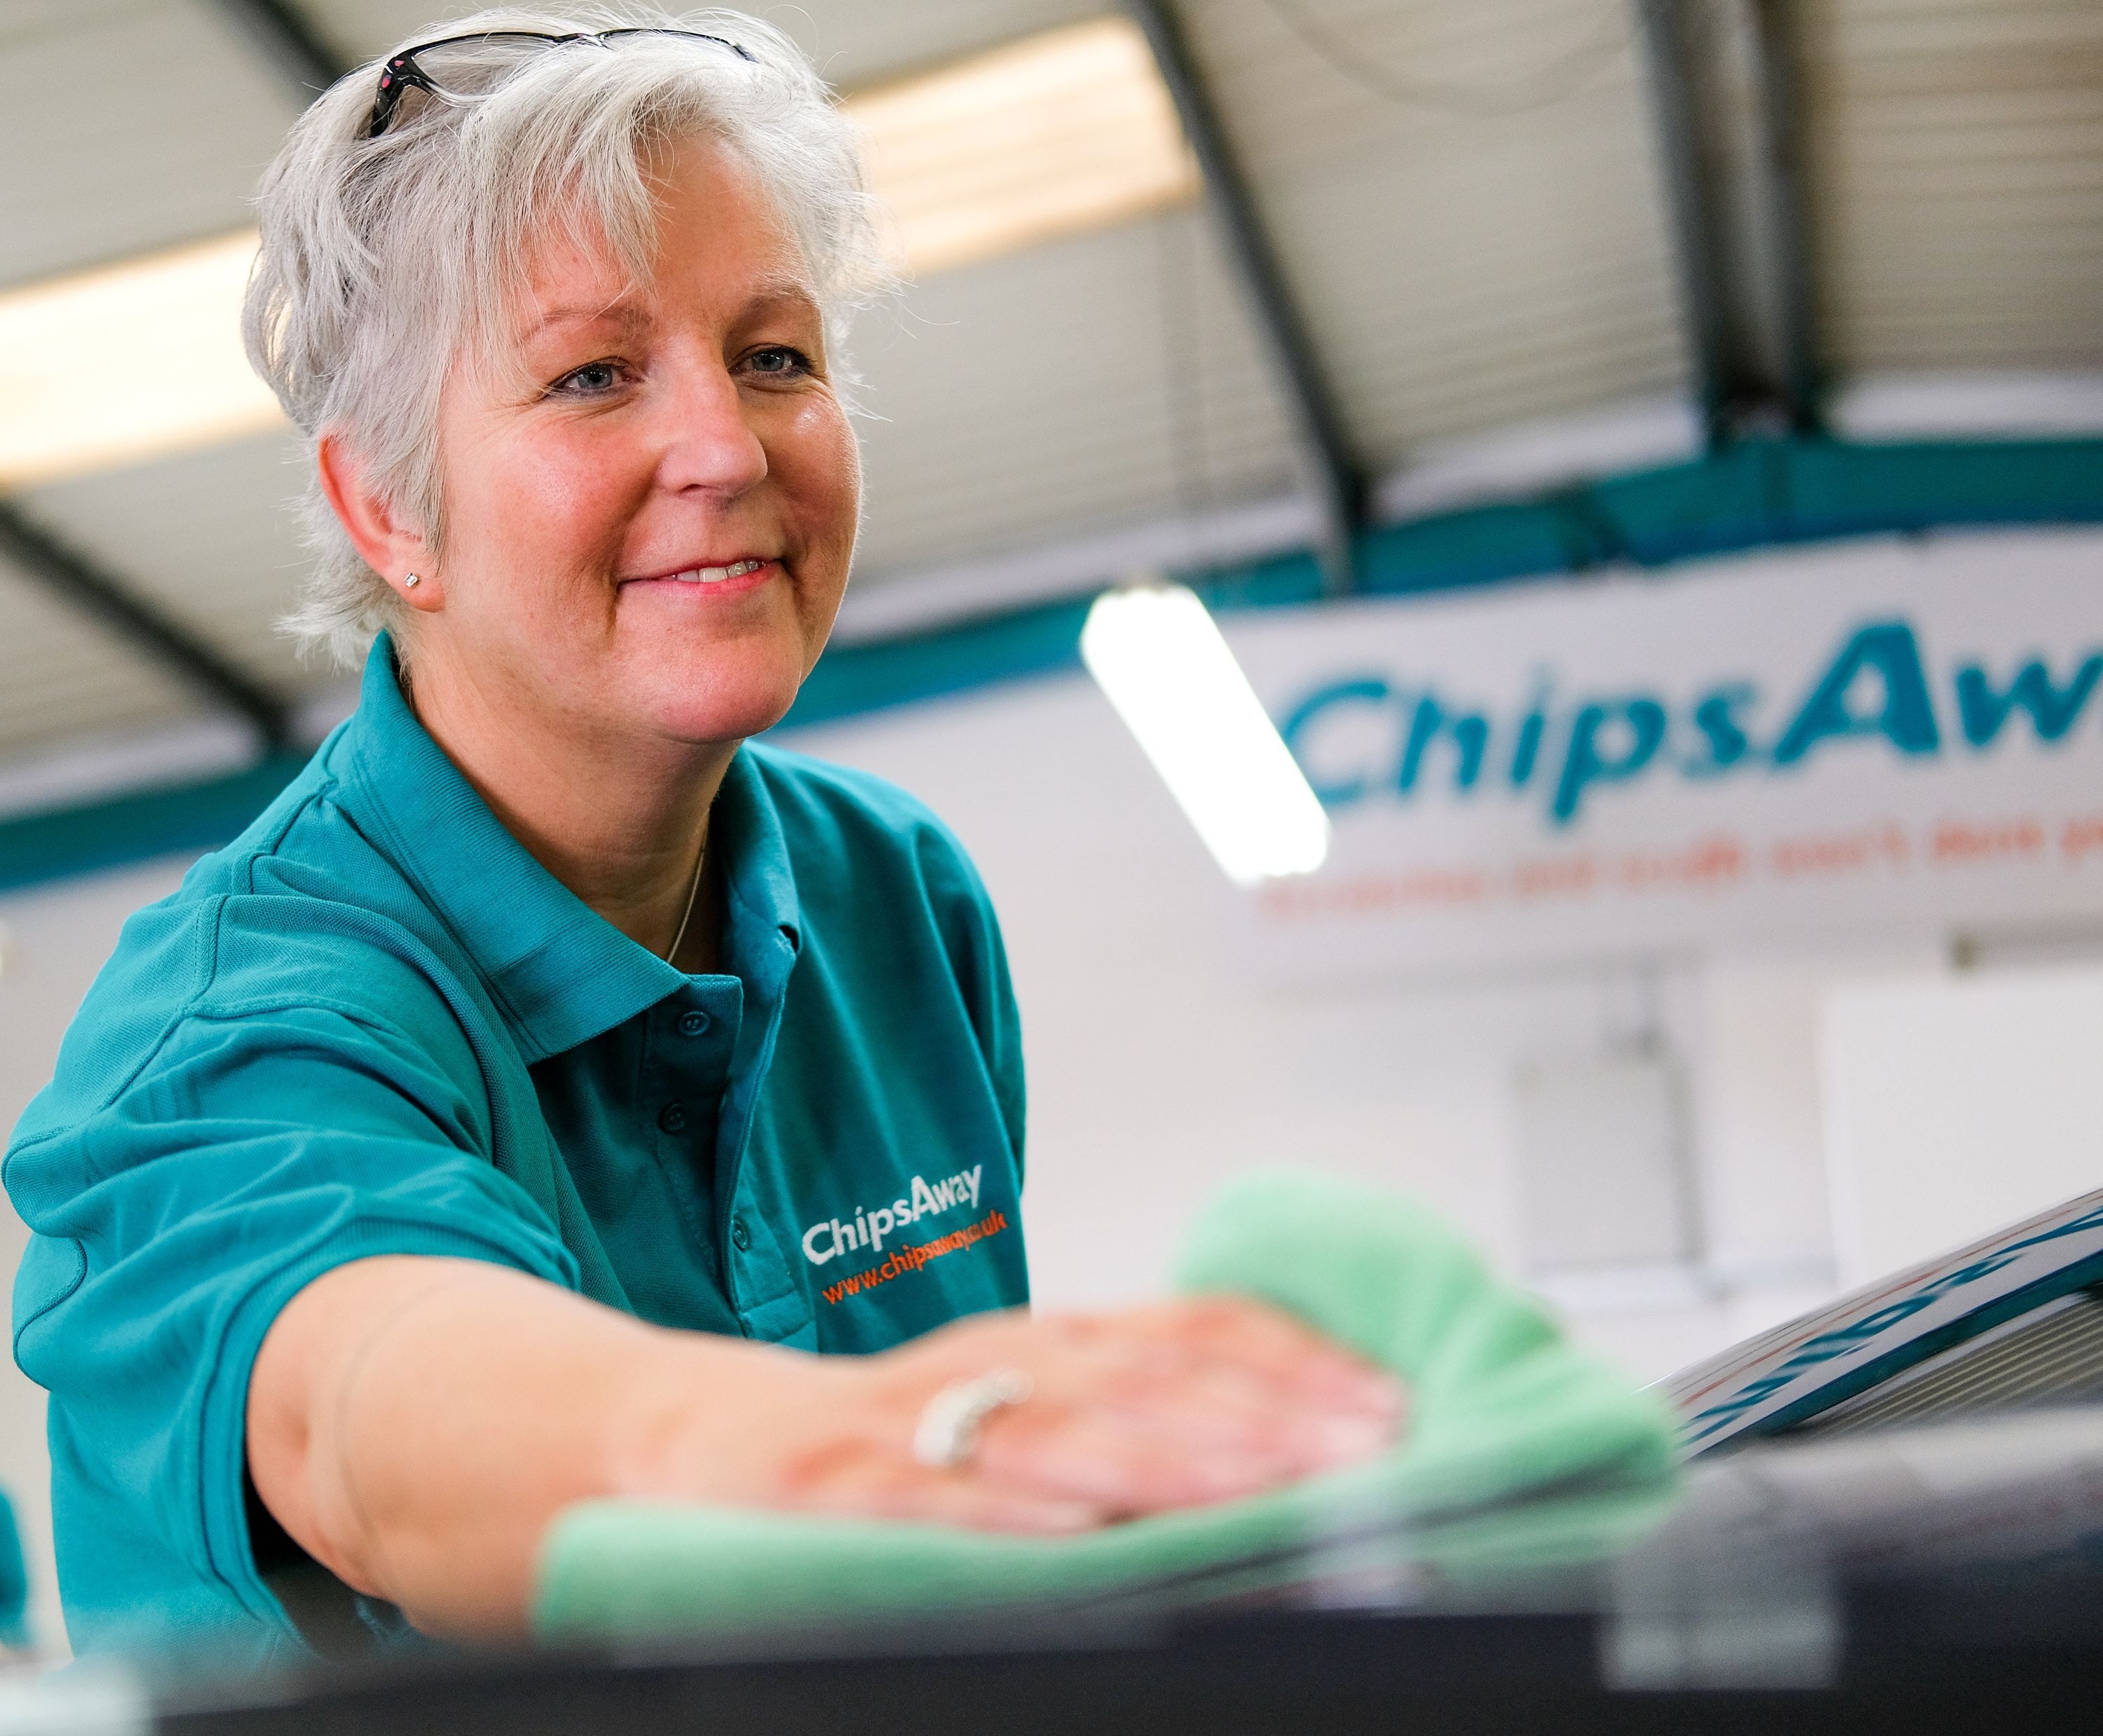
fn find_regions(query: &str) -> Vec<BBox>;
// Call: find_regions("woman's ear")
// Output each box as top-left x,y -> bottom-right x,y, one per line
317,435 -> 444,613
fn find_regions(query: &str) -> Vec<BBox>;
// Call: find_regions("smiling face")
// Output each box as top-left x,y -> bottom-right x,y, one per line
410,132 -> 859,751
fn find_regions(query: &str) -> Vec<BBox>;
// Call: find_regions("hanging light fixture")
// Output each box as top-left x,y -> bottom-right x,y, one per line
1080,579 -> 1330,886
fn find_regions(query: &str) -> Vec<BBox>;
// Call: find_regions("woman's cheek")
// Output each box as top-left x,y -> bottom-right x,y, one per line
786,402 -> 860,639
785,395 -> 859,524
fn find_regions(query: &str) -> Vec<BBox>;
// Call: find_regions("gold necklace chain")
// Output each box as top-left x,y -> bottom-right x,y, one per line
665,831 -> 706,966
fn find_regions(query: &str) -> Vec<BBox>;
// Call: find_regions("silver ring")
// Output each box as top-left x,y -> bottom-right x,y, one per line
911,1369 -> 1034,1470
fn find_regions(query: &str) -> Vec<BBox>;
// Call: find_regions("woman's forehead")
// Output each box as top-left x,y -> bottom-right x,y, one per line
510,151 -> 817,339
511,224 -> 817,342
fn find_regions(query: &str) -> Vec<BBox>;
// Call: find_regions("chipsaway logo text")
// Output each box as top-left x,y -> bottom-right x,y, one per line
801,1166 -> 983,1266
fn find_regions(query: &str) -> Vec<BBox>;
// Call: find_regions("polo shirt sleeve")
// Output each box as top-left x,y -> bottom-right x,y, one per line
5,895 -> 577,1630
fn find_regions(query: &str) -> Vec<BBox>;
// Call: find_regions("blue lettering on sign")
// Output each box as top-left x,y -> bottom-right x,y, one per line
1685,683 -> 1757,777
1553,698 -> 1668,822
1276,618 -> 2103,829
1955,655 -> 2103,747
1771,622 -> 1940,766
1279,677 -> 1391,806
1509,686 -> 1551,788
1398,693 -> 1490,795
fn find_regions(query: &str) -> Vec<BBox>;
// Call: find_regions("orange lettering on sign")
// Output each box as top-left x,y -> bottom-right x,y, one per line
1258,867 -> 1490,921
1511,854 -> 1597,899
1770,821 -> 1911,879
2062,813 -> 2103,864
1931,813 -> 2045,864
1616,832 -> 1749,892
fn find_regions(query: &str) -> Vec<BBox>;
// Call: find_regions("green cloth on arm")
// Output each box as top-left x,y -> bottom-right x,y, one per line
533,1171 -> 1679,1641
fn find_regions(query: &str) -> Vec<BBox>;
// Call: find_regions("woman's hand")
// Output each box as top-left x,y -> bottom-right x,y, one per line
251,1259 -> 1403,1641
617,1298 -> 1403,1535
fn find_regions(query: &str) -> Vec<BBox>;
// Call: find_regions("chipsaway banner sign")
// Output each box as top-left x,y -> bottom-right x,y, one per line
1227,528 -> 2103,981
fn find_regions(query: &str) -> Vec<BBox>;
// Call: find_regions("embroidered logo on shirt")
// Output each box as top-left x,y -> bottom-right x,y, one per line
800,1166 -> 983,1266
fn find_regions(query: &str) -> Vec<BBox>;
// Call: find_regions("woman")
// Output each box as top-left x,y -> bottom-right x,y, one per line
6,12 -> 1397,1660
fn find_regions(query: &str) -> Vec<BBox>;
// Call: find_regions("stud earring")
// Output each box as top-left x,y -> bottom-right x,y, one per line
404,573 -> 421,589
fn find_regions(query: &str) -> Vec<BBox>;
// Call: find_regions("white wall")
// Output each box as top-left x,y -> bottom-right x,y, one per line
1822,965 -> 2103,1284
780,672 -> 1910,1378
0,855 -> 196,1655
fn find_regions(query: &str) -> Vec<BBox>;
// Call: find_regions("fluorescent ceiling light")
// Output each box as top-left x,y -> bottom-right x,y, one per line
1081,581 -> 1330,886
0,18 -> 1193,493
0,231 -> 286,491
848,16 -> 1199,277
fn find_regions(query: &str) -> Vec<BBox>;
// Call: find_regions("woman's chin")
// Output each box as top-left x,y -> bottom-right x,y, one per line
607,590 -> 831,747
638,664 -> 808,747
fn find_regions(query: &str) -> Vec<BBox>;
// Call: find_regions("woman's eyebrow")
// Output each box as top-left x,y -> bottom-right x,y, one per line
523,300 -> 651,340
742,278 -> 822,320
522,281 -> 817,339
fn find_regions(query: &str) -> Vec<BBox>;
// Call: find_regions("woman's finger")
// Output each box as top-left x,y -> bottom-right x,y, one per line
969,1370 -> 1396,1512
972,1404 -> 1298,1510
1010,1354 -> 1387,1477
1010,1300 -> 1403,1450
1107,1297 -> 1401,1413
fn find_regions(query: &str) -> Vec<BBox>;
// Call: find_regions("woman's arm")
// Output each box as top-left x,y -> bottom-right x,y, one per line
248,1256 -> 1401,1640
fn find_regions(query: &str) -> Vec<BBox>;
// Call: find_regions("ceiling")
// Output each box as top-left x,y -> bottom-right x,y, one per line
0,0 -> 2097,790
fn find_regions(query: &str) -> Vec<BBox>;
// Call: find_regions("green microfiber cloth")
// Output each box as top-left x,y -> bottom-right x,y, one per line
533,1170 -> 1678,1641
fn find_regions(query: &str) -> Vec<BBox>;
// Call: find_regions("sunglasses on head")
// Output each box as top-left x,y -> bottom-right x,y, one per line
367,28 -> 756,140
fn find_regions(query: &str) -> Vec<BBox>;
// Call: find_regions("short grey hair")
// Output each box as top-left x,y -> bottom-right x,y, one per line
244,6 -> 890,668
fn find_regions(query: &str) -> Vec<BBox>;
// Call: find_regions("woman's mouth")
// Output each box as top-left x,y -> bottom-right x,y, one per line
670,559 -> 765,585
623,557 -> 780,599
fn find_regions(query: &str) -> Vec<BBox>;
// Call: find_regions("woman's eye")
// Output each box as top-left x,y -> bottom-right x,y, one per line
552,360 -> 624,395
743,346 -> 813,381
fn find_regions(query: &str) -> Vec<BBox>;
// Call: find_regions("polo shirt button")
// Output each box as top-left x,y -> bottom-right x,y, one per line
679,1010 -> 710,1036
658,1102 -> 689,1134
730,1216 -> 751,1252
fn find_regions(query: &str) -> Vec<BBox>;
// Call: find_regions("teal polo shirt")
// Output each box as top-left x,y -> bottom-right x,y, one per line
4,637 -> 1028,1664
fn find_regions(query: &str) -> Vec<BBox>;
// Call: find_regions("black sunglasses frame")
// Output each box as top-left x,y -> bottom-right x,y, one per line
367,29 -> 756,140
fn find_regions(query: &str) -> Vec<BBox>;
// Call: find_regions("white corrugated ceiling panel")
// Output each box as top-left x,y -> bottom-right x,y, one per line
14,432 -> 314,690
1804,0 -> 2103,374
850,204 -> 1298,584
0,0 -> 299,287
0,557 -> 205,759
304,0 -> 1106,92
1180,0 -> 1692,470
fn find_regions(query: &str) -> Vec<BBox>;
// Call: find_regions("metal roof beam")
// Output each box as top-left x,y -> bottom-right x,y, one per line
1636,0 -> 1738,445
1745,0 -> 1820,435
1126,0 -> 1366,595
1637,0 -> 1823,448
0,501 -> 294,752
206,0 -> 349,102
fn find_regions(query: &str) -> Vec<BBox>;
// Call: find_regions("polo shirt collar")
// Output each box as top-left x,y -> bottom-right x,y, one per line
716,749 -> 802,973
338,635 -> 799,1063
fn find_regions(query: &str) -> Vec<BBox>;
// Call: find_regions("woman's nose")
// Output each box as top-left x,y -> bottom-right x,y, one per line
654,362 -> 768,498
